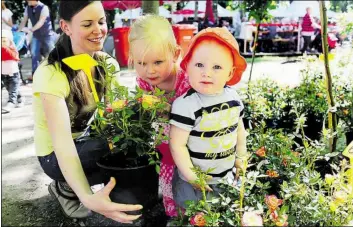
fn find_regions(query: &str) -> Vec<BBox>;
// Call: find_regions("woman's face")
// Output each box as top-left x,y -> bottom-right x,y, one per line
60,1 -> 108,55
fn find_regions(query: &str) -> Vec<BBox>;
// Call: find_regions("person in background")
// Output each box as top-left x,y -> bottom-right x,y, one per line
2,0 -> 13,30
2,30 -> 24,113
18,0 -> 56,77
237,17 -> 256,53
301,7 -> 321,53
222,19 -> 235,36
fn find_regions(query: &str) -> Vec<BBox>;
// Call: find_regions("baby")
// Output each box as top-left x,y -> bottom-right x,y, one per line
169,27 -> 248,208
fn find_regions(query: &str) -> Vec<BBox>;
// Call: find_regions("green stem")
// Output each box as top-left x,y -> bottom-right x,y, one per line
201,187 -> 211,213
239,161 -> 248,212
319,1 -> 337,152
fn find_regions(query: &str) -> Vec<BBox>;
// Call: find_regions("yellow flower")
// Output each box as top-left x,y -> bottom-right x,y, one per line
319,53 -> 335,61
325,174 -> 334,185
318,194 -> 326,204
329,201 -> 337,212
112,100 -> 127,110
333,190 -> 347,205
142,95 -> 161,106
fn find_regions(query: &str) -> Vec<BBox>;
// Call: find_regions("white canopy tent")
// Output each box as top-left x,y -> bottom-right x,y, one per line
183,1 -> 238,17
269,1 -> 336,18
116,6 -> 172,20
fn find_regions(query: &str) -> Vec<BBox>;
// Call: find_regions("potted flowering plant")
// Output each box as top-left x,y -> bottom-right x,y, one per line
88,57 -> 170,208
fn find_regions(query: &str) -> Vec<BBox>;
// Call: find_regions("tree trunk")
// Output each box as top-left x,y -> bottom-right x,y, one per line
194,1 -> 199,19
142,0 -> 159,15
213,0 -> 218,24
319,1 -> 337,152
247,23 -> 261,96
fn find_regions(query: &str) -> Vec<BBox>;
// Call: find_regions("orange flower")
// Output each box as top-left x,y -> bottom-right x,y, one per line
190,212 -> 206,227
266,170 -> 279,178
291,151 -> 300,157
343,109 -> 349,115
255,146 -> 266,157
265,195 -> 283,212
316,93 -> 324,98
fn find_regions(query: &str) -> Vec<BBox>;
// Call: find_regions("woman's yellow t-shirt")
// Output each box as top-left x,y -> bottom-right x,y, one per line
32,54 -> 120,157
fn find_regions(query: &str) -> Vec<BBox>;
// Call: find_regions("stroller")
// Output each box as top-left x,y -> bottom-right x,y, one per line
12,31 -> 29,85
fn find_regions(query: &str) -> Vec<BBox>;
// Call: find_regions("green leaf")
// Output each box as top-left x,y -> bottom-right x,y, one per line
112,136 -> 120,143
155,165 -> 160,174
142,102 -> 149,109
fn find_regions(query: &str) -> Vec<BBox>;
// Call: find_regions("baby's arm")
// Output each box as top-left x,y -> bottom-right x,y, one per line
234,118 -> 248,182
169,125 -> 197,182
236,118 -> 248,161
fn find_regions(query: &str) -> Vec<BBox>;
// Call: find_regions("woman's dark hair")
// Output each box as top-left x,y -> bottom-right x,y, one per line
47,1 -> 103,105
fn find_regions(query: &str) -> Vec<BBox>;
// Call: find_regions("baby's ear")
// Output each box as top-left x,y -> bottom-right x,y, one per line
228,66 -> 236,81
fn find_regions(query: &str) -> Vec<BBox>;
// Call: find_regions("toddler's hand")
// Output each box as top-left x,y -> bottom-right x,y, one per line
190,175 -> 213,192
234,159 -> 246,182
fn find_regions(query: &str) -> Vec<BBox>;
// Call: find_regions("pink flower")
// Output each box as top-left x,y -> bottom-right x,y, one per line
275,214 -> 288,226
270,211 -> 288,226
265,195 -> 283,212
105,105 -> 113,113
241,211 -> 263,226
190,212 -> 206,227
270,210 -> 279,220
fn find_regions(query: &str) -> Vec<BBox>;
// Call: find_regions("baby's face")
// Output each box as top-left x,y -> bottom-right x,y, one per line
1,37 -> 10,47
186,40 -> 234,95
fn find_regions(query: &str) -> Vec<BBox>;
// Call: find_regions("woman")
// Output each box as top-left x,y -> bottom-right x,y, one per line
32,1 -> 142,223
1,1 -> 13,31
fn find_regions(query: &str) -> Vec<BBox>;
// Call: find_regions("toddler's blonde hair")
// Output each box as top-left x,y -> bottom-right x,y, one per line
128,14 -> 180,69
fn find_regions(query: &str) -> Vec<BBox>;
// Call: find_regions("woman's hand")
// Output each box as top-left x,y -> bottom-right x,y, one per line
81,177 -> 143,224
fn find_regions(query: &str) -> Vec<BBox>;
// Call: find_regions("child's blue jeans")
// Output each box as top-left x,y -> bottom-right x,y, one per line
1,73 -> 22,104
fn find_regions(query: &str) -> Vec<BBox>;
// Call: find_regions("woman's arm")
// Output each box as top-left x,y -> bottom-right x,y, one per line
41,93 -> 142,223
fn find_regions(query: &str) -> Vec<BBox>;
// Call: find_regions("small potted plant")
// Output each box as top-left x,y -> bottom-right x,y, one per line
87,56 -> 169,209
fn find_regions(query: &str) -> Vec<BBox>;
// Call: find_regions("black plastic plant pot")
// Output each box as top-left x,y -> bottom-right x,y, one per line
314,159 -> 333,179
346,131 -> 353,146
97,152 -> 159,214
304,112 -> 324,142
